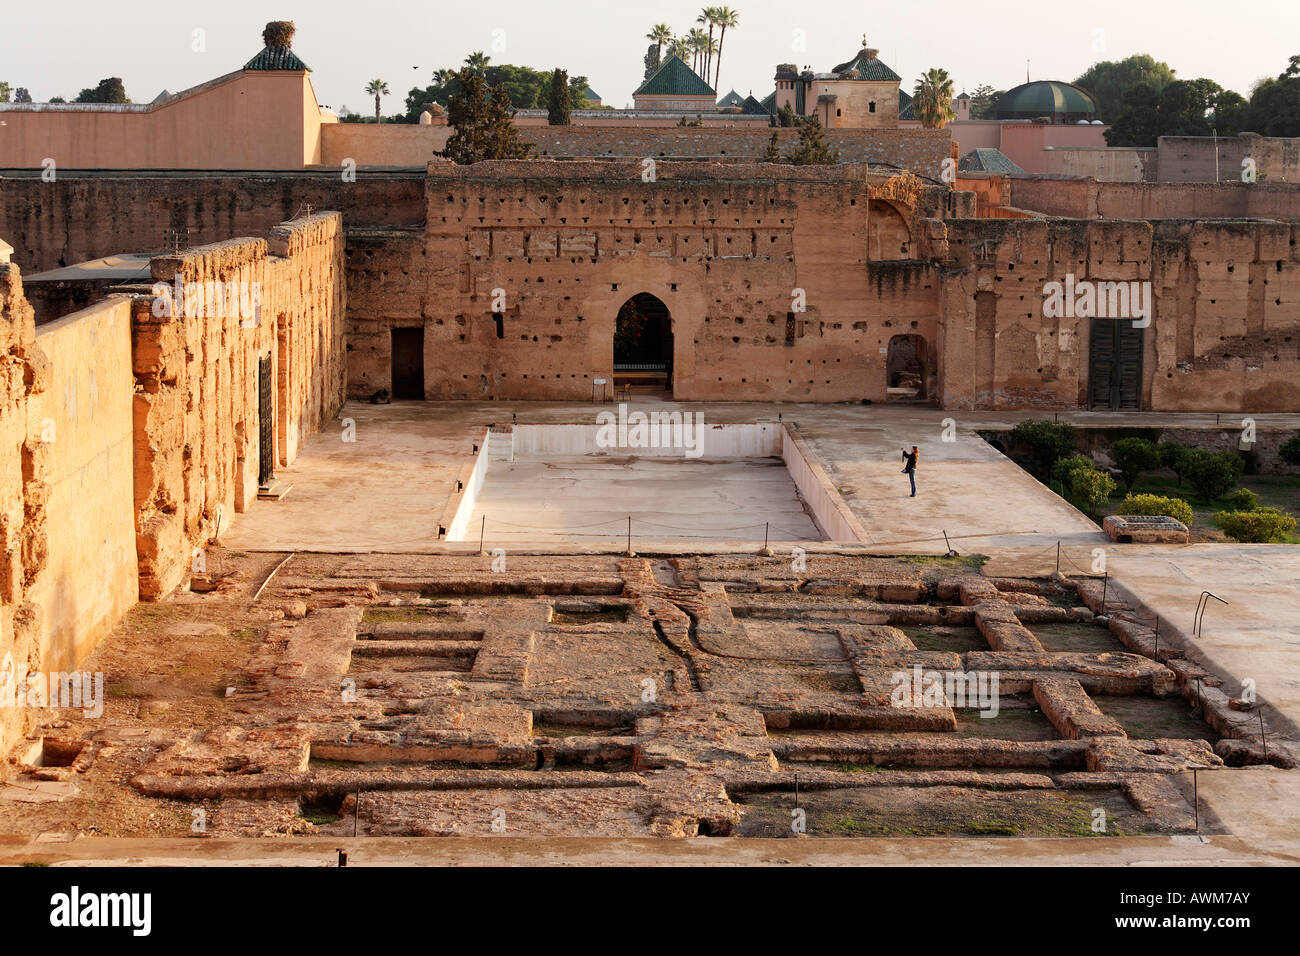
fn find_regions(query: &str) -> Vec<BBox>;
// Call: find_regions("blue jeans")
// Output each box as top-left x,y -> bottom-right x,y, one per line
908,470 -> 916,496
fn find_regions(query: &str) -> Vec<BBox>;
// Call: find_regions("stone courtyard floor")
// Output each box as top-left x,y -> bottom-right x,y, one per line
3,402 -> 1299,865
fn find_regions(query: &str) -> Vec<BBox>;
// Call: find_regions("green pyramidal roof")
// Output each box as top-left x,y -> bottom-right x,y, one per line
634,56 -> 715,97
244,46 -> 311,71
831,48 -> 901,82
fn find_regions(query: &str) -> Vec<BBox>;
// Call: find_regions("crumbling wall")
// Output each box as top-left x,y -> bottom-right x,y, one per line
1012,177 -> 1300,221
0,260 -> 50,754
0,174 -> 423,274
131,212 -> 345,599
343,161 -> 943,403
938,217 -> 1300,410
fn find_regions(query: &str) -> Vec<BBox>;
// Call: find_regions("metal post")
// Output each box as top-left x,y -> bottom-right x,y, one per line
627,515 -> 632,555
1153,616 -> 1159,661
1193,769 -> 1199,831
1260,711 -> 1268,763
764,522 -> 770,552
479,515 -> 486,554
1056,541 -> 1061,575
1101,571 -> 1108,609
795,771 -> 800,810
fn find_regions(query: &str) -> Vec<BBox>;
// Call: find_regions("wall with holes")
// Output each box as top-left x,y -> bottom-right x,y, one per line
342,160 -> 950,403
937,217 -> 1300,410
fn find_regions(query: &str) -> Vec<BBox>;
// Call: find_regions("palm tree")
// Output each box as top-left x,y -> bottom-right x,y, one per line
464,51 -> 491,75
646,24 -> 673,64
667,35 -> 691,63
712,7 -> 739,92
697,8 -> 720,81
913,68 -> 957,128
687,28 -> 709,75
365,79 -> 389,123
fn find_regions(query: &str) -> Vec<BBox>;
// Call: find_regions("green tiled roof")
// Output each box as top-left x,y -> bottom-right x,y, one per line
740,95 -> 767,115
995,81 -> 1098,120
760,91 -> 775,111
831,48 -> 901,82
244,46 -> 311,72
718,90 -> 745,108
958,148 -> 1026,175
898,89 -> 915,120
634,56 -> 714,97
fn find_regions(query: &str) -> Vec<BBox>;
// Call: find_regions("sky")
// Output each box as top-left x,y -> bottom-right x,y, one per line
2,0 -> 1297,113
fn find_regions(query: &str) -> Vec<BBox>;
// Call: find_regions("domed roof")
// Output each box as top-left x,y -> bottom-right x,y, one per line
995,81 -> 1098,122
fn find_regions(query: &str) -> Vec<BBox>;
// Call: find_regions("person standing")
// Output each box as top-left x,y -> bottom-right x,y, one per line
901,446 -> 918,497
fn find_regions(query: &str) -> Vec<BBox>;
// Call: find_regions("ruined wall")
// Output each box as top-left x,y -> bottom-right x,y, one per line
346,161 -> 947,403
0,260 -> 48,755
937,217 -> 1300,411
514,127 -> 952,179
320,124 -> 951,176
28,299 -> 137,673
1157,133 -> 1300,184
0,173 -> 424,274
1011,177 -> 1300,221
131,212 -> 345,599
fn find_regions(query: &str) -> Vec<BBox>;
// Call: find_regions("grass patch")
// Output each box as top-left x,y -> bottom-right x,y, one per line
733,786 -> 1148,837
901,625 -> 986,653
1092,694 -> 1218,742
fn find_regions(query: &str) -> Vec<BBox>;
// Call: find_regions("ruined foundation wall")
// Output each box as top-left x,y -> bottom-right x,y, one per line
131,212 -> 345,599
938,217 -> 1300,410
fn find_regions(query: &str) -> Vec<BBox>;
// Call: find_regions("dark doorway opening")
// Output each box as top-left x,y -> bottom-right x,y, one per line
391,327 -> 425,400
257,354 -> 274,487
886,334 -> 928,402
1088,320 -> 1142,410
614,293 -> 673,396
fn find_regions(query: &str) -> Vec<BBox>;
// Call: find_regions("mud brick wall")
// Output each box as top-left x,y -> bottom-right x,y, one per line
29,299 -> 138,676
0,262 -> 49,755
1157,134 -> 1300,184
131,212 -> 346,599
343,161 -> 947,402
516,127 -> 953,181
0,173 -> 424,274
938,217 -> 1300,410
1011,177 -> 1300,222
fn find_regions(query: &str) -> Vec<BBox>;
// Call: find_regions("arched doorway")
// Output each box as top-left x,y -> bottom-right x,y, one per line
886,334 -> 928,402
614,293 -> 673,396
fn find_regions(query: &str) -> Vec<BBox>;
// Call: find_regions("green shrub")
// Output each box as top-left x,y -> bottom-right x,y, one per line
1223,487 -> 1259,511
1054,453 -> 1097,490
1011,419 -> 1078,480
1068,466 -> 1117,516
1185,449 -> 1245,502
1213,507 -> 1297,543
1110,437 -> 1161,492
1158,440 -> 1191,486
1281,434 -> 1300,467
1116,493 -> 1195,526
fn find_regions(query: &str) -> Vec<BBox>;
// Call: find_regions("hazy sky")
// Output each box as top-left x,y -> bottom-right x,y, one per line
2,0 -> 1296,112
